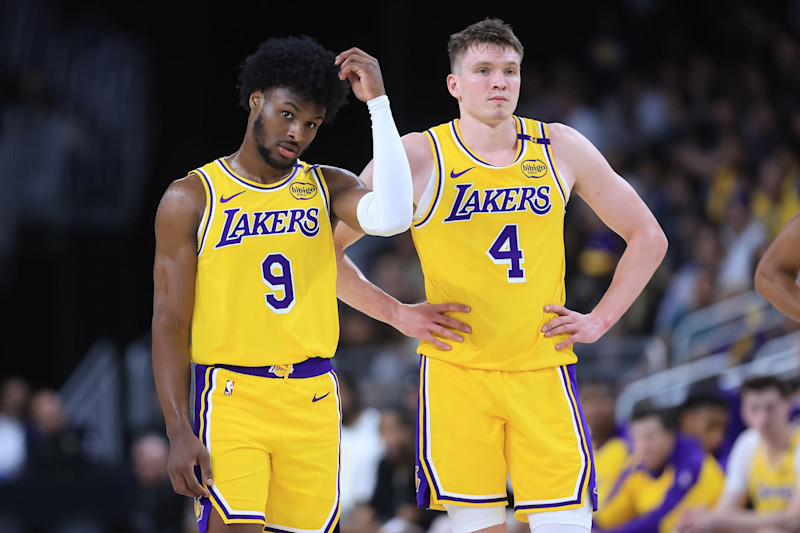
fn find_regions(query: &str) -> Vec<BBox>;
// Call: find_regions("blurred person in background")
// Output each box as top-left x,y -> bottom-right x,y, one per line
579,376 -> 630,510
677,385 -> 733,464
123,431 -> 191,533
678,375 -> 800,532
24,387 -> 87,482
339,371 -> 384,525
593,401 -> 724,533
369,405 -> 436,533
754,210 -> 800,323
0,376 -> 30,483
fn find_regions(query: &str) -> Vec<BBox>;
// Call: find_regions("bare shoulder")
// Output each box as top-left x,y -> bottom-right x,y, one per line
546,122 -> 593,152
155,172 -> 206,227
402,131 -> 433,157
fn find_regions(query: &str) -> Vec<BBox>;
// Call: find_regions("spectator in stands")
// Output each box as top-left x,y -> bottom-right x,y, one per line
339,371 -> 384,524
677,375 -> 800,532
580,376 -> 630,509
593,401 -> 724,533
678,386 -> 732,462
0,375 -> 30,482
123,431 -> 190,533
24,388 -> 86,482
349,404 -> 436,533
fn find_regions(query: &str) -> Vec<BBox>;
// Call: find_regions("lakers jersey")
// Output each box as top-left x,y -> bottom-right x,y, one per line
748,428 -> 800,513
595,436 -> 724,533
190,158 -> 338,367
410,117 -> 575,370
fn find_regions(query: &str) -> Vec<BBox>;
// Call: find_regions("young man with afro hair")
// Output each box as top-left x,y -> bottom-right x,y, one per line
152,35 -> 415,533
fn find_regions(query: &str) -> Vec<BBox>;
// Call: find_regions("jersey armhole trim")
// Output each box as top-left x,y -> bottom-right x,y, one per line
195,169 -> 214,256
413,129 -> 444,229
539,122 -> 570,209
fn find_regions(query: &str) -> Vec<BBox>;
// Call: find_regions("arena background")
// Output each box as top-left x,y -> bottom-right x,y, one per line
1,0 -> 799,531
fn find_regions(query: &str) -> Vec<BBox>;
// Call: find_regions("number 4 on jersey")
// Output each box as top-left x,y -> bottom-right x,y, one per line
487,224 -> 526,282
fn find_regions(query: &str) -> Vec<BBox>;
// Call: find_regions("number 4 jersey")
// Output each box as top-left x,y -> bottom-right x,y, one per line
189,157 -> 338,367
410,117 -> 576,371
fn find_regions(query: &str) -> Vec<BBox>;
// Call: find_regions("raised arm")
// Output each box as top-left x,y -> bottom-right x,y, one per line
151,174 -> 212,498
327,47 -> 412,237
542,123 -> 668,350
755,211 -> 800,322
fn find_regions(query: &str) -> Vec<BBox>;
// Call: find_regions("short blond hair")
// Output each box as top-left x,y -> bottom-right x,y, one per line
447,18 -> 524,71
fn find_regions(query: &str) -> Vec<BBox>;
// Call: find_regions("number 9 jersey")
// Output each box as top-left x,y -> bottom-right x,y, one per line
189,158 -> 338,367
410,117 -> 575,371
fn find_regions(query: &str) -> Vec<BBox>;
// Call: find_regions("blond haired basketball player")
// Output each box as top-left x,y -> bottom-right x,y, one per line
334,18 -> 668,533
152,36 -> 415,533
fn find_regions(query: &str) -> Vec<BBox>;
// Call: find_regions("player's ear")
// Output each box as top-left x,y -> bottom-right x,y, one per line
249,90 -> 264,111
446,74 -> 460,100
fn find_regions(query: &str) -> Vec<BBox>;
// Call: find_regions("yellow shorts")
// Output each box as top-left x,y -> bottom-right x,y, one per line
192,359 -> 341,533
415,356 -> 597,522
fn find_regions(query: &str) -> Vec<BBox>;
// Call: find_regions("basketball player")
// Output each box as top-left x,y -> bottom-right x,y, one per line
334,18 -> 668,533
677,376 -> 800,532
151,36 -> 415,533
755,210 -> 800,322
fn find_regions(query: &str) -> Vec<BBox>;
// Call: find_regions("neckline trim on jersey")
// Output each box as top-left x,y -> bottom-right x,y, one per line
450,116 -> 527,168
216,158 -> 300,191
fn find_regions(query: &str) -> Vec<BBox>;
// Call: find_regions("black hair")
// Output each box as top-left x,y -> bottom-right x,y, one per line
679,387 -> 731,414
237,35 -> 350,123
740,375 -> 792,399
630,399 -> 678,432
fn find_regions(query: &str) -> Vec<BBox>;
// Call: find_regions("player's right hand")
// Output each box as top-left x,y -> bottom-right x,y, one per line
394,301 -> 472,350
167,429 -> 213,498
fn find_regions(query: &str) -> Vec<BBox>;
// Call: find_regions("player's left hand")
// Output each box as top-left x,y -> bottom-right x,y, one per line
541,304 -> 609,350
335,48 -> 386,102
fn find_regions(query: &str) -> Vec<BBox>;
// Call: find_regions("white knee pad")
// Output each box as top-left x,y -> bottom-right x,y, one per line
444,504 -> 507,533
527,496 -> 592,532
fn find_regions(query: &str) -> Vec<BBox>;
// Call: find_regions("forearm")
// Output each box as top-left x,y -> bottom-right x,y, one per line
336,246 -> 402,325
592,227 -> 667,329
151,315 -> 193,437
355,95 -> 413,236
755,267 -> 800,322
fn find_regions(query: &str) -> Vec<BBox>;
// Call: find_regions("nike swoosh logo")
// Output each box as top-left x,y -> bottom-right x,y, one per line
220,191 -> 245,203
312,392 -> 330,403
450,167 -> 475,178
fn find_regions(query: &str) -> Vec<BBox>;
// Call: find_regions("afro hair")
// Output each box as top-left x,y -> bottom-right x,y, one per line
237,35 -> 350,123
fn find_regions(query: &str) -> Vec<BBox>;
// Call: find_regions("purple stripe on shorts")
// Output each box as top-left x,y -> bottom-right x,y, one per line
416,355 -> 508,507
515,364 -> 597,512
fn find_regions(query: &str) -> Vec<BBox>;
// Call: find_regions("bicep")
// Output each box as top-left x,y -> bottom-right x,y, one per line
152,180 -> 204,325
326,167 -> 370,234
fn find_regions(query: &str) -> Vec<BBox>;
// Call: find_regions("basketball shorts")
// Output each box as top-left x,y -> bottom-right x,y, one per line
415,356 -> 597,522
192,358 -> 341,533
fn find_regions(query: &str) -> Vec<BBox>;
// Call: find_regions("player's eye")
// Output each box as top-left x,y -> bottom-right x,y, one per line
282,111 -> 293,119
306,122 -> 317,130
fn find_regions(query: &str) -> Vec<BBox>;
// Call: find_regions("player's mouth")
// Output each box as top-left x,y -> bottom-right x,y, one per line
489,96 -> 509,103
278,143 -> 299,158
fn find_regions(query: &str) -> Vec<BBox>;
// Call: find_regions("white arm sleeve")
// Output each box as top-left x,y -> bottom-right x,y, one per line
724,428 -> 760,496
355,95 -> 413,237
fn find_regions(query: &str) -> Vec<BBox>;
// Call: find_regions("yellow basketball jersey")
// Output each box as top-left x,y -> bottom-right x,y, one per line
410,117 -> 575,370
748,428 -> 800,513
190,158 -> 338,367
